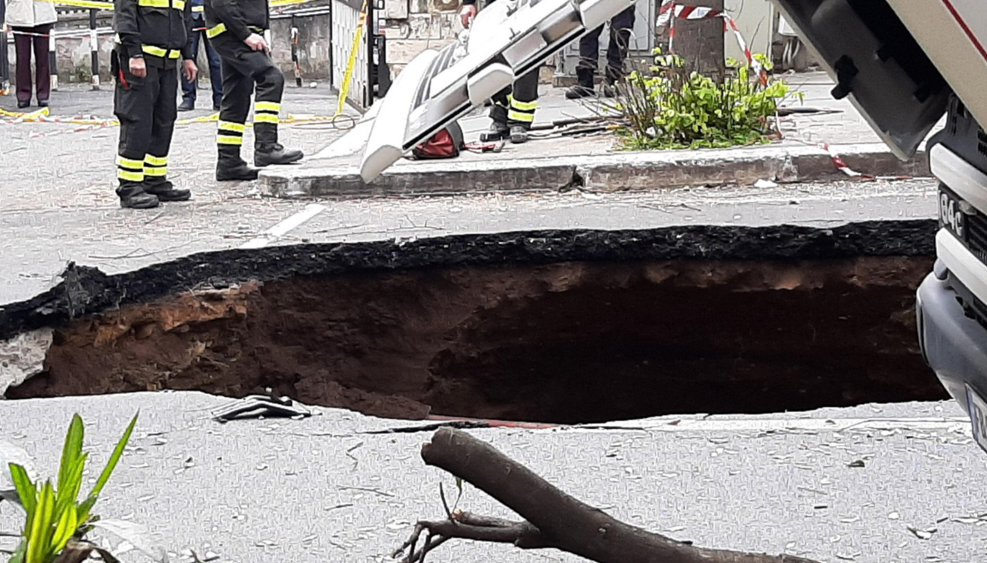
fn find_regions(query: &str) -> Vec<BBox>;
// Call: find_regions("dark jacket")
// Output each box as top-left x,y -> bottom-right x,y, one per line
113,0 -> 194,66
204,0 -> 269,43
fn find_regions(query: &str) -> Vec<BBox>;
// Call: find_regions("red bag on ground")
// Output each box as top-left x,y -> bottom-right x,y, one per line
411,121 -> 464,160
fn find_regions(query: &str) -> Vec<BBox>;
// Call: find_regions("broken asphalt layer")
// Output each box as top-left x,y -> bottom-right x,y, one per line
0,218 -> 937,342
1,392 -> 984,563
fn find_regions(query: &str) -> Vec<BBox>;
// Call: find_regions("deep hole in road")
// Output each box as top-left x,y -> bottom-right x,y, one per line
6,256 -> 948,424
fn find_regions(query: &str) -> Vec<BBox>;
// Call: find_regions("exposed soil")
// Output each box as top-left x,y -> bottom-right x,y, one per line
7,257 -> 947,423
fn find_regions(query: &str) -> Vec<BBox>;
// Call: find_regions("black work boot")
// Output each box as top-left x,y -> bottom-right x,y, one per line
480,120 -> 509,142
145,179 -> 191,202
117,181 -> 159,209
178,99 -> 194,112
216,159 -> 260,181
217,147 -> 260,181
509,125 -> 529,144
254,143 -> 304,167
565,84 -> 595,99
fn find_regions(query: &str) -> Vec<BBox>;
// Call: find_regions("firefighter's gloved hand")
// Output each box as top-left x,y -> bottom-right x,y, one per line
244,33 -> 269,54
183,60 -> 198,82
129,56 -> 147,78
459,4 -> 477,28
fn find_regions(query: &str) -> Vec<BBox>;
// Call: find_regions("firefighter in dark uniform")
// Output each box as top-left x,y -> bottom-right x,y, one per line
204,0 -> 303,181
112,0 -> 198,209
566,6 -> 636,99
460,0 -> 539,145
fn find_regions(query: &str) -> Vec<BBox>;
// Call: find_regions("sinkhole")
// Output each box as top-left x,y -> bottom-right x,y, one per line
5,256 -> 948,424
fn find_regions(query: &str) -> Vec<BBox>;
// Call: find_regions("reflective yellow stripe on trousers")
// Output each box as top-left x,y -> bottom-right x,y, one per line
144,154 -> 168,177
117,155 -> 144,182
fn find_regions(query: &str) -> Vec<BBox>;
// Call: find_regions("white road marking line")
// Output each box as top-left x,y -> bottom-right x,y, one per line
240,203 -> 327,249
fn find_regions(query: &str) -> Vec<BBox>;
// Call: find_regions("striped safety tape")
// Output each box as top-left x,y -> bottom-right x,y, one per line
821,142 -> 868,178
657,1 -> 767,85
2,27 -> 115,39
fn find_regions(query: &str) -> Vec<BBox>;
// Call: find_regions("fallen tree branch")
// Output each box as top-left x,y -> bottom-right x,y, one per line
394,428 -> 820,563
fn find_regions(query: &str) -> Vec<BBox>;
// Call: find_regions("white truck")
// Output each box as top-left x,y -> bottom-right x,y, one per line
767,0 -> 987,454
332,0 -> 987,452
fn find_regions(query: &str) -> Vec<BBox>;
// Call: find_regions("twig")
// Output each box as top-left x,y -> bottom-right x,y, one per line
346,441 -> 363,468
438,483 -> 456,523
339,485 -> 394,498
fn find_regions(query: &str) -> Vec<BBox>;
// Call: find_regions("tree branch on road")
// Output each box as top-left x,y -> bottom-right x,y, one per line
393,427 -> 820,563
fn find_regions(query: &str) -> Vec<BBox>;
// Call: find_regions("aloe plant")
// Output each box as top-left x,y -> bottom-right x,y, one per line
5,413 -> 138,563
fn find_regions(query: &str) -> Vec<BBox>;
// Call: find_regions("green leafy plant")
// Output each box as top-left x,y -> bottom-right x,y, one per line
5,413 -> 138,563
608,49 -> 804,150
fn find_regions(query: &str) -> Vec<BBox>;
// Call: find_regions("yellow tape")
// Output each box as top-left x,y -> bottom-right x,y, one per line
54,0 -> 114,9
4,109 -> 335,132
335,0 -> 368,117
175,112 -> 220,125
0,107 -> 50,119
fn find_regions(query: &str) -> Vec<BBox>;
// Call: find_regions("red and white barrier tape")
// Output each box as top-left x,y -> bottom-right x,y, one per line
657,1 -> 767,85
2,26 -> 114,39
820,142 -> 867,178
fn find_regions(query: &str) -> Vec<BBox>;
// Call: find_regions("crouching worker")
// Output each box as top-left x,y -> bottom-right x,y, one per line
205,0 -> 303,181
112,0 -> 198,209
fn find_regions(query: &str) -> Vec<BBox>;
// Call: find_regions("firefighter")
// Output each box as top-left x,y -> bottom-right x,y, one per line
204,0 -> 303,181
460,0 -> 538,145
566,6 -> 636,99
112,0 -> 198,209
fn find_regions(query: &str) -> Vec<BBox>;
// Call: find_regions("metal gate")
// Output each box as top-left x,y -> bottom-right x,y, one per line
330,0 -> 380,111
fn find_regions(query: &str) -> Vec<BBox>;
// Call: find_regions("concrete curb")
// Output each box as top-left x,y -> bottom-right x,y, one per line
259,142 -> 931,200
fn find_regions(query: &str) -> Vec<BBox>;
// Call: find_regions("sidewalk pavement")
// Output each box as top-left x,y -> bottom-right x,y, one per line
258,71 -> 944,199
0,392 -> 984,563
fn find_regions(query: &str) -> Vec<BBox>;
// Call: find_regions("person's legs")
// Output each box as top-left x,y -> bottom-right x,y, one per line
215,57 -> 257,180
248,51 -> 303,166
179,30 -> 201,109
604,6 -> 636,87
251,65 -> 283,148
13,28 -> 33,106
568,24 -> 603,99
203,34 -> 223,110
479,86 -> 510,142
506,68 -> 539,144
114,60 -> 159,208
145,64 -> 190,201
33,25 -> 52,104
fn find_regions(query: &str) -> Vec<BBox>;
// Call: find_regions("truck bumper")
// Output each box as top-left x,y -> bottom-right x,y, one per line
916,267 -> 987,416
